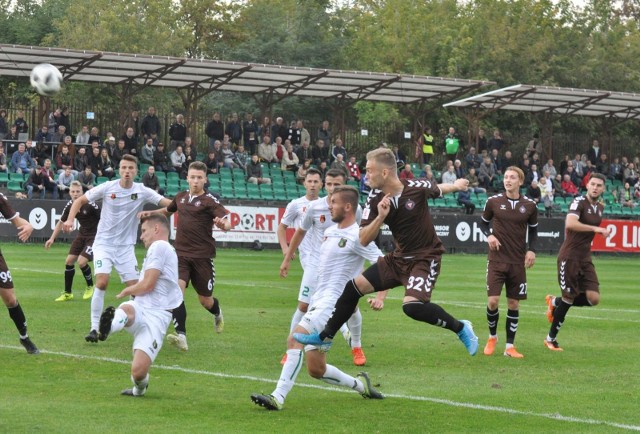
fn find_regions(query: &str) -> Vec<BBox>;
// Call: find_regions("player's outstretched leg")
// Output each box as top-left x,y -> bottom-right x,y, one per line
250,394 -> 282,410
98,306 -> 116,341
347,309 -> 366,366
457,320 -> 479,356
87,287 -> 106,343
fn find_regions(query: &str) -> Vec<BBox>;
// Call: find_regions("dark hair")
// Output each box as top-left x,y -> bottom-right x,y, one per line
305,168 -> 322,179
325,168 -> 347,180
189,161 -> 207,173
140,214 -> 170,232
332,185 -> 359,210
121,154 -> 138,165
589,173 -> 606,183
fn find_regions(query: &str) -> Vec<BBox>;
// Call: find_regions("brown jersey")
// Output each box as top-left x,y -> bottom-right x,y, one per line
61,199 -> 100,237
482,193 -> 538,264
558,195 -> 604,261
0,193 -> 17,221
168,191 -> 229,258
361,179 -> 444,256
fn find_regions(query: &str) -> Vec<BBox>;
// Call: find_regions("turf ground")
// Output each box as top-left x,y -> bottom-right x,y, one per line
0,243 -> 638,433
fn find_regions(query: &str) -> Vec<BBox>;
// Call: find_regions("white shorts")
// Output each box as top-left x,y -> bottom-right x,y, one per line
298,305 -> 333,353
298,265 -> 319,304
93,243 -> 139,283
120,300 -> 172,363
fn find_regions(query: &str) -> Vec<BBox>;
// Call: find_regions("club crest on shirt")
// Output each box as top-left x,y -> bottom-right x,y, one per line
338,238 -> 347,247
194,201 -> 201,207
319,214 -> 326,223
110,193 -> 116,199
519,205 -> 526,214
131,193 -> 138,200
405,199 -> 415,210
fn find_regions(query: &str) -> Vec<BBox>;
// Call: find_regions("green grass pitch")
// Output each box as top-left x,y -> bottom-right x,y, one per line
0,243 -> 638,433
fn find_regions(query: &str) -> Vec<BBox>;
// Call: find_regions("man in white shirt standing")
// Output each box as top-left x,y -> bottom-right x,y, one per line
98,214 -> 183,396
252,186 -> 385,410
63,155 -> 172,342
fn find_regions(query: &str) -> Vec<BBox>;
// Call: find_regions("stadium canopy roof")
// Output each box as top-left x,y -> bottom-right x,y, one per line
443,84 -> 640,120
0,44 -> 493,105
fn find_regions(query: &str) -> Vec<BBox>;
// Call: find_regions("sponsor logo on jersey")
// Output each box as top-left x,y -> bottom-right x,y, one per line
338,238 -> 347,247
519,205 -> 526,213
131,193 -> 138,200
152,340 -> 158,349
405,199 -> 415,210
180,198 -> 186,203
499,204 -> 506,210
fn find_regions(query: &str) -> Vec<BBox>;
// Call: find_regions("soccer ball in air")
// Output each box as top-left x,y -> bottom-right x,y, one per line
30,63 -> 63,96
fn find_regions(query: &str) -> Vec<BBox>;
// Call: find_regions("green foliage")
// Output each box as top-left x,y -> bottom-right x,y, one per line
0,244 -> 639,432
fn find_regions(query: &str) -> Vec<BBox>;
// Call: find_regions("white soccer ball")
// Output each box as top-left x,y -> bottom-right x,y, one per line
30,63 -> 63,96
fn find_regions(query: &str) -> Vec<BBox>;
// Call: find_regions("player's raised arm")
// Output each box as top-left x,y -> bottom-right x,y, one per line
138,207 -> 171,219
439,177 -> 469,195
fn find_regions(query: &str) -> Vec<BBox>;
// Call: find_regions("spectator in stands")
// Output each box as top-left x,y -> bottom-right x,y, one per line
220,141 -> 237,169
271,117 -> 287,143
551,173 -> 564,197
543,158 -> 557,179
141,106 -> 161,143
0,110 -> 7,137
281,142 -> 300,172
478,156 -> 496,190
317,120 -> 331,147
170,145 -> 187,175
332,138 -> 347,163
596,153 -> 608,174
347,156 -> 361,182
525,163 -> 541,187
55,144 -> 74,176
142,165 -> 164,195
48,125 -> 66,144
296,140 -> 313,163
441,165 -> 457,184
88,127 -> 101,146
258,135 -> 278,163
444,126 -> 463,162
490,149 -> 504,175
457,189 -> 475,215
616,182 -> 636,208
77,166 -> 96,192
104,136 -> 117,158
474,128 -> 487,154
242,113 -> 259,155
33,125 -> 48,145
183,139 -> 197,165
296,159 -> 311,184
623,162 -> 638,185
204,150 -> 219,175
527,179 -> 542,205
5,125 -> 19,143
488,129 -> 504,152
572,153 -> 585,178
258,116 -> 271,140
297,120 -> 310,150
530,151 -> 542,169
453,159 -> 466,179
225,112 -> 242,146
211,140 -> 225,171
392,145 -> 407,168
581,160 -> 596,190
399,163 -> 415,181
609,156 -> 622,181
99,148 -> 115,179
466,167 -> 486,194
558,154 -> 570,175
274,136 -> 285,161
47,108 -> 60,132
561,174 -> 578,197
564,164 -> 581,188
57,166 -> 74,198
423,167 -> 437,185
76,126 -> 90,145
587,139 -> 601,165
88,147 -> 101,176
74,146 -> 90,173
122,127 -> 138,156
0,144 -> 7,173
539,176 -> 554,217
247,154 -> 271,185
330,153 -> 348,179
14,110 -> 28,134
169,114 -> 187,149
140,138 -> 155,165
312,139 -> 330,167
286,120 -> 299,147
26,163 -> 58,199
234,144 -> 250,172
465,147 -> 482,170
58,107 -> 71,135
526,133 -> 542,159
152,143 -> 171,173
206,112 -> 224,148
317,160 -> 328,180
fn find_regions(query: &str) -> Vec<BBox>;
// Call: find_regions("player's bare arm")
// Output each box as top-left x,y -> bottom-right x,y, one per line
487,234 -> 502,251
138,207 -> 171,219
213,215 -> 231,231
62,195 -> 88,232
116,268 -> 161,299
438,178 -> 469,195
280,227 -> 308,278
359,193 -> 390,246
524,251 -> 536,269
565,214 -> 611,237
158,197 -> 173,208
45,220 -> 64,248
367,290 -> 389,311
12,216 -> 33,242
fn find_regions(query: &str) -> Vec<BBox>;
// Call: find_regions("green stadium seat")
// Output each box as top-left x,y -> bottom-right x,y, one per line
554,196 -> 566,205
7,179 -> 23,192
9,172 -> 24,182
0,172 -> 9,185
166,185 -> 182,197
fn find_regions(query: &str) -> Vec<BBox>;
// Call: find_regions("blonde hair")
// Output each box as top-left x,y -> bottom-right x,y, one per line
366,148 -> 396,169
505,166 -> 524,182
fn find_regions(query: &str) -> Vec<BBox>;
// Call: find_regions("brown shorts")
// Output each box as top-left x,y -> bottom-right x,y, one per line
178,256 -> 215,297
557,258 -> 599,300
486,261 -> 528,300
69,235 -> 95,260
0,252 -> 14,289
373,253 -> 441,303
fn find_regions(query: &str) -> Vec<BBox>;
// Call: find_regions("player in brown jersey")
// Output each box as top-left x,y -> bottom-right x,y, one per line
140,161 -> 231,351
544,173 -> 610,351
479,166 -> 538,358
0,192 -> 39,354
294,148 -> 479,356
46,181 -> 100,302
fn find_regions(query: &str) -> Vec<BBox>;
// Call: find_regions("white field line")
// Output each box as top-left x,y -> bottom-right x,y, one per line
1,345 -> 639,431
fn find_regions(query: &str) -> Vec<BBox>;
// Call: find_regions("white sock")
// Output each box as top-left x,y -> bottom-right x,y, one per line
90,288 -> 106,331
110,308 -> 128,334
132,373 -> 149,396
321,364 -> 364,393
289,309 -> 305,334
347,308 -> 363,348
272,349 -> 303,404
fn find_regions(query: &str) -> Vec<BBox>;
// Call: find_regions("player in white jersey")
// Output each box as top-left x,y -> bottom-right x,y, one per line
252,186 -> 386,410
98,214 -> 183,396
280,169 -> 368,366
63,155 -> 172,343
277,168 -> 322,336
